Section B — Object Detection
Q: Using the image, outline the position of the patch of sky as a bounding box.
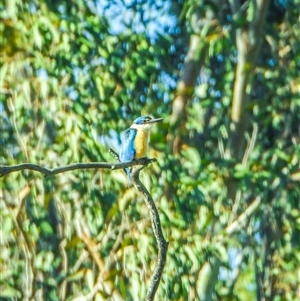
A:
[96,0,177,41]
[217,54,224,62]
[219,247,244,281]
[159,71,177,89]
[230,51,238,64]
[267,58,276,68]
[198,68,210,85]
[226,13,233,22]
[36,68,48,80]
[209,78,217,86]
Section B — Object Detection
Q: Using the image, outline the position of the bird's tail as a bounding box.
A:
[125,168,133,187]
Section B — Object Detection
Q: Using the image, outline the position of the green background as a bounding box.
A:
[1,0,299,300]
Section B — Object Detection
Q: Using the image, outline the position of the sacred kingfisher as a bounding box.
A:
[119,116,163,180]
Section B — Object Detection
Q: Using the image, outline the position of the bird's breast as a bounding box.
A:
[134,130,149,159]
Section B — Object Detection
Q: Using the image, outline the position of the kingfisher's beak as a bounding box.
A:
[148,117,163,124]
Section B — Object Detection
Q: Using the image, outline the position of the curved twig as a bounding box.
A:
[0,158,156,177]
[131,165,169,301]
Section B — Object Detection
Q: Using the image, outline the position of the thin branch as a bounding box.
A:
[225,196,262,235]
[242,122,258,167]
[14,193,36,300]
[0,158,156,177]
[131,165,168,301]
[228,123,259,224]
[59,239,68,301]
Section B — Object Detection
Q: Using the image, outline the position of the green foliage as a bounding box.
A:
[1,0,300,300]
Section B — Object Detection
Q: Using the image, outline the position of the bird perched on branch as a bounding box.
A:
[119,115,163,182]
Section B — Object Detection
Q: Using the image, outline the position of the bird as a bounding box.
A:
[119,115,163,182]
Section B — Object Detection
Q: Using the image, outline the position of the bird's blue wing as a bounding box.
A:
[119,129,136,162]
[119,129,137,184]
[119,129,136,186]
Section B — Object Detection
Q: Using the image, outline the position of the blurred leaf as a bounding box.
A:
[0,285,21,298]
[40,221,54,235]
[181,147,201,173]
[86,269,95,290]
[234,164,251,179]
[67,269,86,282]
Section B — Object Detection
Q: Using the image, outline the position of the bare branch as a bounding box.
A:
[131,166,169,301]
[14,194,36,300]
[225,196,262,235]
[0,158,157,177]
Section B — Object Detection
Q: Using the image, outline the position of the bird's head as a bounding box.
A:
[130,116,163,131]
